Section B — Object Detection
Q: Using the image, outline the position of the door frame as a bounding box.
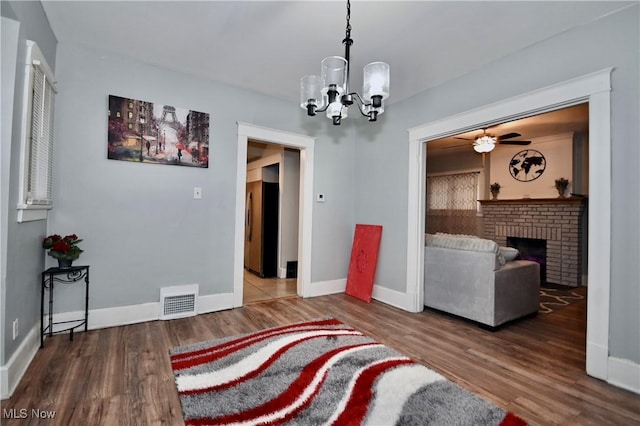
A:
[234,122,315,306]
[406,68,612,381]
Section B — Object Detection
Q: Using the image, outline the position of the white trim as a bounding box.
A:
[407,69,613,381]
[16,41,56,221]
[304,279,346,298]
[235,122,315,307]
[608,357,640,394]
[16,203,51,222]
[371,284,414,311]
[49,293,234,331]
[278,267,288,279]
[198,293,234,314]
[304,279,413,311]
[0,323,40,399]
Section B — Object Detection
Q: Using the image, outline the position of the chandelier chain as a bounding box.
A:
[345,0,352,40]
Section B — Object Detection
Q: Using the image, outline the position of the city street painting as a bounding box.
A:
[107,95,209,168]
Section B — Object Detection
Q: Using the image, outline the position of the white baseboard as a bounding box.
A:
[304,279,346,297]
[372,284,415,311]
[198,292,233,314]
[305,278,414,312]
[608,356,640,394]
[586,340,609,381]
[0,323,40,399]
[278,267,287,279]
[51,292,234,330]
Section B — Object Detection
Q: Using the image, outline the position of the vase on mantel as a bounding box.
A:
[57,258,73,268]
[491,191,499,200]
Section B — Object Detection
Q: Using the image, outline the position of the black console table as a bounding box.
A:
[41,265,89,347]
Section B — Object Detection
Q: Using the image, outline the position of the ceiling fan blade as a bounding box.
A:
[454,136,472,141]
[498,132,522,140]
[499,140,531,145]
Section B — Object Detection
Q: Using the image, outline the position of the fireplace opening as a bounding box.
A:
[507,237,546,284]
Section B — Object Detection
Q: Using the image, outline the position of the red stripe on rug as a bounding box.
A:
[172,328,357,371]
[329,359,416,426]
[500,411,528,426]
[172,322,350,371]
[171,318,342,362]
[179,336,373,396]
[186,342,379,425]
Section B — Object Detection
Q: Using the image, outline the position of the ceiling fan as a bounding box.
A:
[444,130,531,152]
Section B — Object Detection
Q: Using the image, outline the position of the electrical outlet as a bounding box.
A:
[193,187,202,199]
[12,318,18,340]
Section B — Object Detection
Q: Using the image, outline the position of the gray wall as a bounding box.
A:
[47,43,356,313]
[354,6,639,362]
[1,1,57,365]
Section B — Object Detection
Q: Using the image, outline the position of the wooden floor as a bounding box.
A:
[2,294,639,425]
[242,270,297,304]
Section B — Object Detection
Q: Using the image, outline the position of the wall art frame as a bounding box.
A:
[107,95,209,168]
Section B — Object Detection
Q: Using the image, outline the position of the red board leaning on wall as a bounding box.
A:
[345,224,383,303]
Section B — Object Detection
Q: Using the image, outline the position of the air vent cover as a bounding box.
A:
[160,284,198,320]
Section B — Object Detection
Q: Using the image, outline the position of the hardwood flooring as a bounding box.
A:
[2,293,639,425]
[242,270,297,304]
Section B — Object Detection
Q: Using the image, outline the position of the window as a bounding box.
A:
[427,172,479,210]
[426,171,480,235]
[17,40,57,222]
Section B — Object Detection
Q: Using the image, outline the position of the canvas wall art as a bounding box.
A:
[107,95,209,168]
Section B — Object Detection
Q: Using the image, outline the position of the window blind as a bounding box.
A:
[26,52,55,205]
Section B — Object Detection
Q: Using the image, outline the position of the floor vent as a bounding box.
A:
[160,284,198,320]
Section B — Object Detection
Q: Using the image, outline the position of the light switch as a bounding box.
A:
[194,187,202,199]
[316,193,325,202]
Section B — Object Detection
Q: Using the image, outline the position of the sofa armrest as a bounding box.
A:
[493,260,540,325]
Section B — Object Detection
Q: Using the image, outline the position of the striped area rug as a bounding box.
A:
[170,318,526,425]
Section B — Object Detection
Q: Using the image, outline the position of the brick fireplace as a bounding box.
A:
[479,198,587,287]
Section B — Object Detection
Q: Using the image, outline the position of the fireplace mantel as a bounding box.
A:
[479,197,587,205]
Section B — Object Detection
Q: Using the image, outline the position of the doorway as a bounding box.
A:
[407,69,612,382]
[233,123,315,307]
[243,141,299,304]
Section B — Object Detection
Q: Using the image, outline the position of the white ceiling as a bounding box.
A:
[41,1,634,106]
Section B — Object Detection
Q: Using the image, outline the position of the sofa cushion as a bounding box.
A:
[499,246,519,262]
[426,233,497,252]
[426,233,503,269]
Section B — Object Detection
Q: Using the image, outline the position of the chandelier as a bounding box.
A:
[300,0,390,125]
[473,132,496,153]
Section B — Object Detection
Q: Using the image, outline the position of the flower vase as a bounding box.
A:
[557,188,566,198]
[57,258,73,268]
[491,191,499,200]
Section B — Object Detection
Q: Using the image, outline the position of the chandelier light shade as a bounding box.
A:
[300,75,325,112]
[300,0,390,125]
[473,134,496,153]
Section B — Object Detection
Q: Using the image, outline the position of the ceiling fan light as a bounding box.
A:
[363,62,390,101]
[473,135,496,153]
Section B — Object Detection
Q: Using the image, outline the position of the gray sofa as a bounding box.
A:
[424,234,540,328]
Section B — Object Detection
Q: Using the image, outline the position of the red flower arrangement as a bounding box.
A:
[42,234,83,261]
